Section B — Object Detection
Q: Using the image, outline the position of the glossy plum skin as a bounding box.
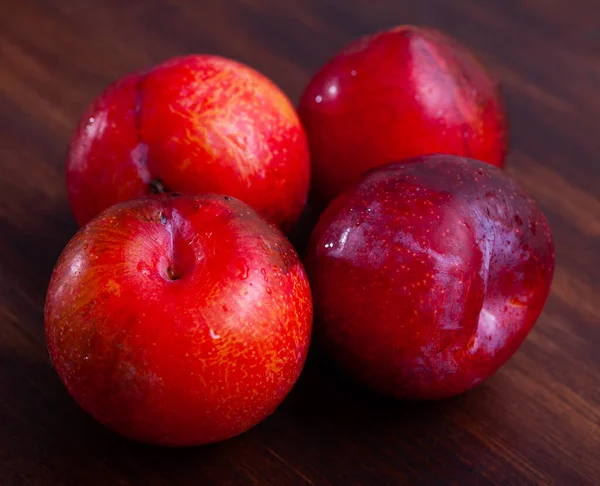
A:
[305,155,554,400]
[45,194,312,446]
[298,25,508,206]
[67,55,310,232]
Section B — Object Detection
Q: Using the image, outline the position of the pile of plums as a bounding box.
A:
[45,25,555,446]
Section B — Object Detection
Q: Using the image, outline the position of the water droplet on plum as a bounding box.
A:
[529,220,537,235]
[137,261,152,276]
[236,258,249,280]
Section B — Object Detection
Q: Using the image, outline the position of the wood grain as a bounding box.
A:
[1,0,599,484]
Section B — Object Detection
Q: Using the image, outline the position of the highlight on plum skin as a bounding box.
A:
[305,154,554,400]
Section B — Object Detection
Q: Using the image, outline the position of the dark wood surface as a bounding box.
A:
[1,0,599,484]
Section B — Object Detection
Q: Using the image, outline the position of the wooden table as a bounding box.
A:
[1,0,599,484]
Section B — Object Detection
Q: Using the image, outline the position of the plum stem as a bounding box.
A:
[158,207,195,282]
[166,266,181,281]
[150,179,166,194]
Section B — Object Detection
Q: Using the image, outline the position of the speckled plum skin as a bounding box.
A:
[305,155,554,400]
[298,25,507,206]
[67,55,310,232]
[45,194,312,446]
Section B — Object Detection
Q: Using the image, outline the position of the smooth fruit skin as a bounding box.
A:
[45,194,312,446]
[67,55,310,232]
[298,25,508,206]
[305,155,554,400]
